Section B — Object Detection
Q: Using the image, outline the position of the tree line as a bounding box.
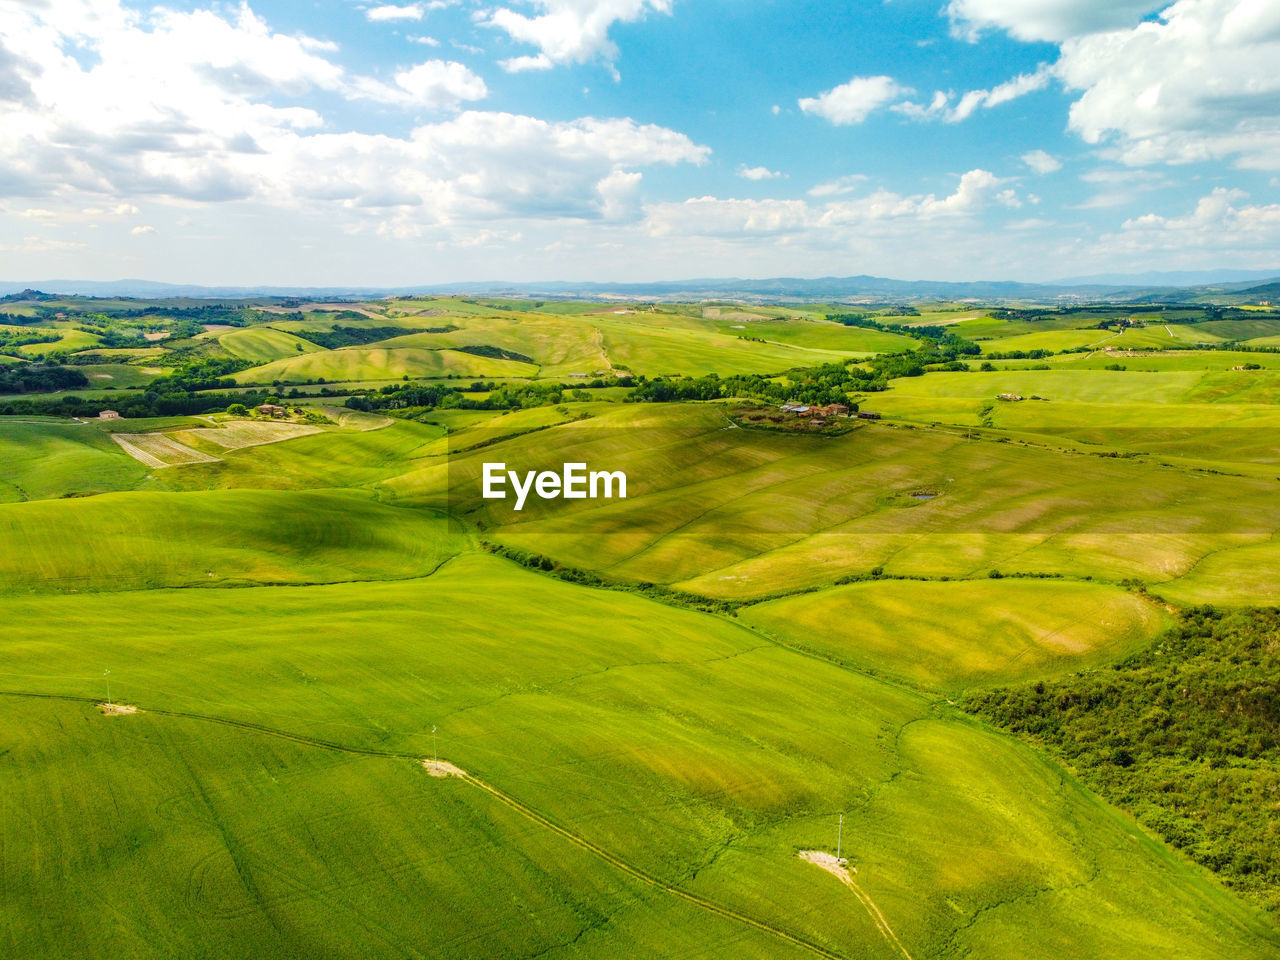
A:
[967,607,1280,910]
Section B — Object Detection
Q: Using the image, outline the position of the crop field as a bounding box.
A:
[111,432,221,467]
[3,554,1276,959]
[179,419,323,449]
[420,403,1280,605]
[16,326,102,355]
[219,326,325,363]
[0,420,148,501]
[77,362,162,388]
[741,578,1171,691]
[4,293,1280,958]
[233,346,539,384]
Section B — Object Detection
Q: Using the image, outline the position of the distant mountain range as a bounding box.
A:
[1052,268,1280,288]
[3,271,1279,304]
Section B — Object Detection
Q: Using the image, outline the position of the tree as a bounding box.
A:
[226,403,248,416]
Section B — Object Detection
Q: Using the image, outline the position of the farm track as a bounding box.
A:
[0,688,854,960]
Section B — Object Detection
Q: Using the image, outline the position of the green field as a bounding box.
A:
[418,403,1280,604]
[234,346,540,383]
[4,293,1280,957]
[741,578,1171,691]
[4,554,1275,959]
[0,419,148,501]
[219,326,326,363]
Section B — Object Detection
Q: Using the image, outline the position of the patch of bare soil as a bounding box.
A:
[800,849,853,874]
[98,702,137,716]
[799,850,914,960]
[422,759,466,778]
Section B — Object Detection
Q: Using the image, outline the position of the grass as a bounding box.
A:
[16,326,102,356]
[218,326,325,363]
[421,403,1280,604]
[1,554,1274,959]
[0,490,462,592]
[740,578,1172,692]
[3,698,794,960]
[233,347,538,384]
[75,363,162,388]
[6,296,1280,957]
[0,420,147,502]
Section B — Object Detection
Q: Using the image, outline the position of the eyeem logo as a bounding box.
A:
[482,462,627,511]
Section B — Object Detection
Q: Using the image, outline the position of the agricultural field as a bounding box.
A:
[3,290,1280,958]
[218,326,325,363]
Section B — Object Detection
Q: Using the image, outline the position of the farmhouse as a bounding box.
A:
[256,403,287,417]
[811,403,850,417]
[98,409,121,420]
[780,402,810,414]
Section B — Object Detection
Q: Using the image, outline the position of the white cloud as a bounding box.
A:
[737,165,784,181]
[1105,187,1280,254]
[410,35,441,46]
[130,224,155,235]
[596,169,643,220]
[808,174,868,198]
[366,4,425,22]
[1022,149,1062,173]
[0,2,708,228]
[647,169,1022,238]
[0,235,87,253]
[946,0,1161,42]
[896,65,1051,123]
[952,66,1051,121]
[482,0,672,72]
[893,90,949,121]
[798,75,906,126]
[354,60,488,108]
[1056,0,1280,170]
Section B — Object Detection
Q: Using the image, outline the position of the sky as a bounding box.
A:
[2,0,1279,285]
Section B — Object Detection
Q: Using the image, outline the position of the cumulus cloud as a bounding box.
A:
[946,0,1160,42]
[353,60,488,108]
[798,75,907,126]
[482,0,672,72]
[736,165,784,181]
[1104,187,1280,255]
[366,4,425,21]
[646,169,1022,238]
[1022,149,1062,173]
[1056,0,1280,169]
[1116,185,1274,241]
[0,2,708,226]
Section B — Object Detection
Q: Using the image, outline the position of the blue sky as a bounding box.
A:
[1,0,1278,284]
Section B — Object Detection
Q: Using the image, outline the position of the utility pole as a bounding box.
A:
[104,669,111,706]
[432,725,438,763]
[837,813,843,860]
